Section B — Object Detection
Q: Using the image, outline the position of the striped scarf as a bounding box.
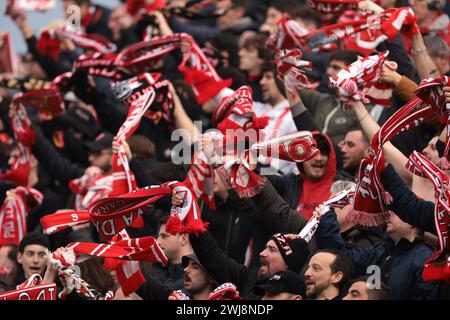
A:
[0,274,56,300]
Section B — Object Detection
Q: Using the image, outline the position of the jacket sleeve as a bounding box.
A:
[136,277,172,300]
[394,76,418,103]
[410,246,436,300]
[250,180,308,234]
[380,164,436,234]
[189,230,254,292]
[314,210,381,277]
[298,89,329,116]
[31,126,84,186]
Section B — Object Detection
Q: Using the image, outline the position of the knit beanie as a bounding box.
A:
[271,233,310,273]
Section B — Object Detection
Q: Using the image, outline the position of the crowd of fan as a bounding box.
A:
[0,0,450,300]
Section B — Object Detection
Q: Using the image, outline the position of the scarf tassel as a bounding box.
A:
[346,209,391,227]
[165,215,209,236]
[234,176,268,199]
[422,257,450,283]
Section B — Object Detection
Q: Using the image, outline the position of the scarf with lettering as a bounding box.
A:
[115,33,231,104]
[221,131,320,198]
[329,51,392,108]
[406,151,450,282]
[348,98,434,226]
[165,0,229,19]
[0,274,56,300]
[164,181,208,235]
[270,8,417,53]
[0,186,43,246]
[69,174,113,211]
[208,282,242,300]
[274,48,318,99]
[73,52,123,81]
[299,186,355,242]
[413,76,450,168]
[306,0,359,14]
[0,102,35,186]
[0,76,51,92]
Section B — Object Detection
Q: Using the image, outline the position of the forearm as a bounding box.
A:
[173,93,199,145]
[411,33,440,80]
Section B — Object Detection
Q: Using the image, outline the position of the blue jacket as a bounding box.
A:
[316,210,436,299]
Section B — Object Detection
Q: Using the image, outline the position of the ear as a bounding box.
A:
[17,251,23,264]
[331,271,344,286]
[179,233,189,246]
[30,154,38,169]
[293,294,302,300]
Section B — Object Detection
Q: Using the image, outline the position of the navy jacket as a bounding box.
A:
[316,210,436,299]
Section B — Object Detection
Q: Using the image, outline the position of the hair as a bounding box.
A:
[77,257,115,296]
[351,276,390,300]
[427,0,446,11]
[291,6,323,29]
[314,133,331,157]
[330,180,357,194]
[127,135,156,160]
[349,127,370,145]
[269,0,302,13]
[240,33,273,62]
[329,50,362,66]
[207,32,240,68]
[218,66,248,90]
[315,248,353,293]
[19,232,50,253]
[261,62,286,96]
[159,215,170,227]
[423,35,449,58]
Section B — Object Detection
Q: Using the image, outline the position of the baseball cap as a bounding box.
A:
[84,132,114,153]
[62,106,100,139]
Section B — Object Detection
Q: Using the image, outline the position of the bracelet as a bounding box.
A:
[411,47,425,56]
[358,112,370,122]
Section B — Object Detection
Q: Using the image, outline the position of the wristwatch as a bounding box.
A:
[411,47,425,56]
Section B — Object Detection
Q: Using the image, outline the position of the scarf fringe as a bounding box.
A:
[185,221,209,237]
[236,176,267,199]
[436,157,450,170]
[382,191,393,205]
[165,215,186,235]
[346,209,391,227]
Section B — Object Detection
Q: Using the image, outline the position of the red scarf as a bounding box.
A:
[275,49,318,99]
[306,0,359,14]
[406,151,450,282]
[5,0,55,13]
[164,181,208,235]
[297,132,336,219]
[73,52,122,80]
[115,33,231,104]
[414,76,450,167]
[0,274,56,300]
[12,88,65,116]
[0,187,43,246]
[222,131,320,198]
[348,98,434,226]
[208,283,241,300]
[0,102,35,186]
[330,51,391,108]
[69,174,113,211]
[299,185,355,242]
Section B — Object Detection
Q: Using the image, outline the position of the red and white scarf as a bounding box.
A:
[306,0,359,14]
[348,98,434,226]
[70,174,113,211]
[0,102,35,186]
[222,131,319,198]
[414,76,450,168]
[275,49,318,99]
[212,86,269,143]
[208,282,241,300]
[330,51,391,108]
[0,274,56,300]
[115,33,231,104]
[164,181,208,235]
[0,187,43,246]
[299,186,355,242]
[420,12,450,39]
[5,0,55,13]
[36,27,116,60]
[406,151,450,282]
[102,230,146,296]
[73,52,123,81]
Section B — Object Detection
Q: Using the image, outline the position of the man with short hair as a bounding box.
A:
[16,232,50,284]
[149,216,194,290]
[339,129,371,178]
[343,276,390,300]
[304,249,352,300]
[423,35,450,76]
[254,270,305,300]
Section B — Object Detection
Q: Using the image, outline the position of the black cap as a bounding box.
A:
[84,132,114,153]
[182,254,204,269]
[19,232,50,253]
[271,233,310,273]
[61,106,100,139]
[254,271,306,297]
